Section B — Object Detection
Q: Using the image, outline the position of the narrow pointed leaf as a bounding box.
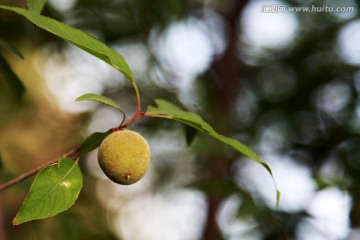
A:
[27,0,47,14]
[0,39,24,59]
[0,5,134,82]
[147,99,280,207]
[79,131,110,154]
[147,99,261,160]
[76,93,125,112]
[13,158,83,225]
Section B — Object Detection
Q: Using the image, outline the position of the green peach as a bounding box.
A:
[98,130,150,185]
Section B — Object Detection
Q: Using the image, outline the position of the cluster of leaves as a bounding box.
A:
[0,0,279,225]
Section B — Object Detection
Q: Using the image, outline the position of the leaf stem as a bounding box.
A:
[0,147,80,192]
[112,80,142,130]
[119,110,126,127]
[132,81,141,115]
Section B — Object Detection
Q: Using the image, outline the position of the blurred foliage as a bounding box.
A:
[1,0,360,239]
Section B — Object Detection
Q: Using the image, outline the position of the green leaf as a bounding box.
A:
[147,99,281,207]
[0,39,24,59]
[147,99,261,160]
[76,93,125,113]
[0,5,134,82]
[13,158,83,225]
[27,0,47,14]
[79,131,110,155]
[0,54,25,101]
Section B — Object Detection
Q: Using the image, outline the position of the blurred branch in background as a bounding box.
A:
[201,0,248,239]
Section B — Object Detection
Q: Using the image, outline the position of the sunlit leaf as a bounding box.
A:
[147,99,280,206]
[79,131,110,155]
[13,158,83,225]
[27,0,47,14]
[0,5,134,82]
[0,39,24,59]
[76,93,125,112]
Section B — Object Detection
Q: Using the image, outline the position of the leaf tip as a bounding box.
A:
[276,190,281,208]
[12,216,21,225]
[74,95,84,102]
[75,93,93,102]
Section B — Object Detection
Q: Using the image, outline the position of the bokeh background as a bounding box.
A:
[1,0,360,239]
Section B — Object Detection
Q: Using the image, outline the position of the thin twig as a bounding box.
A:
[0,111,167,192]
[0,147,80,192]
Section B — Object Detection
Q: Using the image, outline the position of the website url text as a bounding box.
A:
[261,4,354,13]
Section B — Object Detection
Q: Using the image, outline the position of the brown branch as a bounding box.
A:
[0,147,80,192]
[201,0,249,239]
[0,110,157,192]
[0,109,166,192]
[0,100,153,192]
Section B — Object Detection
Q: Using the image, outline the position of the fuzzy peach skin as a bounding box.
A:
[98,130,150,185]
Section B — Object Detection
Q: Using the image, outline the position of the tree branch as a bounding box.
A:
[201,0,248,239]
[0,147,80,192]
